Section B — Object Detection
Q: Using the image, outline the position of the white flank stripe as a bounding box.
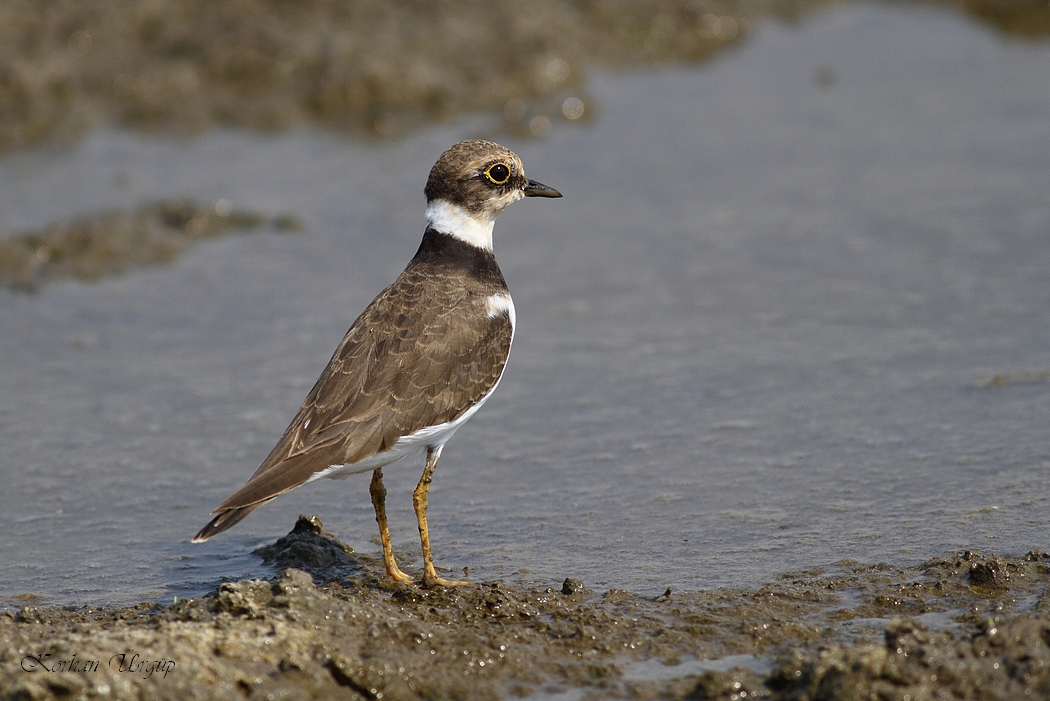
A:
[425,199,494,251]
[486,293,516,328]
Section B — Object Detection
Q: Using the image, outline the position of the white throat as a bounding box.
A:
[425,199,495,251]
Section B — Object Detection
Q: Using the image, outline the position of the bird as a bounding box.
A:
[193,140,561,588]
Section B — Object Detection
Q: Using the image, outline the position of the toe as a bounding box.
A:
[422,574,475,589]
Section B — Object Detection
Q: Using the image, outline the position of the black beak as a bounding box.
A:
[524,179,562,198]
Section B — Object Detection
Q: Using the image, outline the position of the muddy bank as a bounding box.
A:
[0,0,821,152]
[3,517,1049,700]
[0,201,299,290]
[2,0,1048,155]
[919,0,1050,39]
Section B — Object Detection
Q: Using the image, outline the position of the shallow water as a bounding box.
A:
[2,2,1049,608]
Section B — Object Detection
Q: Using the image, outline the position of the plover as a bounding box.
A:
[193,140,561,588]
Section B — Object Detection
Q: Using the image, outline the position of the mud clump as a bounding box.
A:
[252,514,364,584]
[966,550,1011,589]
[2,520,1050,700]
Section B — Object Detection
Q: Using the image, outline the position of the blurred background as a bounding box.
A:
[1,0,1049,607]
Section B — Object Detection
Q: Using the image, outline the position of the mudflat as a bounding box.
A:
[4,517,1049,700]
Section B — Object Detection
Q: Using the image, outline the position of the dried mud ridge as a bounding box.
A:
[3,516,1050,700]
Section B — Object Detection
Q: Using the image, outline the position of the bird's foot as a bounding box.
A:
[421,572,475,589]
[384,564,416,585]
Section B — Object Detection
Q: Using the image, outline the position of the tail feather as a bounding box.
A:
[192,501,269,542]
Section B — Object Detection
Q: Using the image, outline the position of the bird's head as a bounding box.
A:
[424,140,561,251]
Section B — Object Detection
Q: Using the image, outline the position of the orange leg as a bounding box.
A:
[414,446,472,588]
[369,468,414,584]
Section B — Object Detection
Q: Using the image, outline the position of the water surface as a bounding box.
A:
[2,3,1049,607]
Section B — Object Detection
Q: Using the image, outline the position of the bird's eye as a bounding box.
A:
[484,163,511,185]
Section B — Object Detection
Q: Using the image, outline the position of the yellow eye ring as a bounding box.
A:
[484,162,511,185]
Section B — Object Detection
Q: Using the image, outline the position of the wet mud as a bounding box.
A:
[3,517,1049,700]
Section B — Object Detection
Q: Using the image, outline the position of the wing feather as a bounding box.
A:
[208,266,512,516]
